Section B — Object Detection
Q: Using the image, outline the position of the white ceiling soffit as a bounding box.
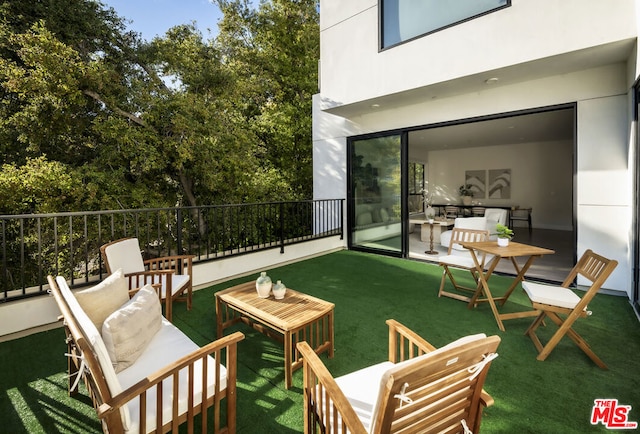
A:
[325,39,635,118]
[409,108,575,151]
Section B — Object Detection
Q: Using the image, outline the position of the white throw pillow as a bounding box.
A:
[102,284,162,373]
[74,269,129,331]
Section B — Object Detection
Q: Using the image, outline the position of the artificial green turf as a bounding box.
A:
[1,250,639,433]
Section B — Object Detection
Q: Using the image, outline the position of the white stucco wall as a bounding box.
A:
[576,95,631,290]
[319,0,637,106]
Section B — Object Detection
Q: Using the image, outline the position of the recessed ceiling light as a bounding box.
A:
[371,103,381,108]
[485,77,499,84]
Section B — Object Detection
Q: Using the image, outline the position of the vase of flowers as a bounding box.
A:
[421,188,435,218]
[458,184,474,206]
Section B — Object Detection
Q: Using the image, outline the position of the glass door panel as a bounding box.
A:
[349,135,402,254]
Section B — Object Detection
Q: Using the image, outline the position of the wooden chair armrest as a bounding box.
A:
[297,342,367,434]
[480,389,494,408]
[97,331,245,419]
[386,319,437,363]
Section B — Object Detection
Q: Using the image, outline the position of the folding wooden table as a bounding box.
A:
[460,241,555,331]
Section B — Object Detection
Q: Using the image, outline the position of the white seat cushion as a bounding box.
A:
[333,361,394,432]
[438,254,476,269]
[522,281,582,309]
[165,274,190,298]
[331,334,487,433]
[117,319,227,433]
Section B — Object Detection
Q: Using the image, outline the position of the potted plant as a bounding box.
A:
[495,223,514,246]
[426,211,435,223]
[458,184,475,205]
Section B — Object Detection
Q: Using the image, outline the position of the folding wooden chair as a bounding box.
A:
[438,227,491,302]
[522,249,618,368]
[297,319,500,434]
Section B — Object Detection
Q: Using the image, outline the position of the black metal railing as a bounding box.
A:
[0,199,344,302]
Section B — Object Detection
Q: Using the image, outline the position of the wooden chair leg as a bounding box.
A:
[525,311,547,353]
[438,267,476,302]
[545,316,608,369]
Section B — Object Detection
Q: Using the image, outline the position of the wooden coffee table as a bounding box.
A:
[215,281,334,389]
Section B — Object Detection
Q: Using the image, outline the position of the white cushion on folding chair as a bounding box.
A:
[438,254,476,269]
[522,281,581,309]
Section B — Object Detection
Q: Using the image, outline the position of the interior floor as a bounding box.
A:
[409,226,574,283]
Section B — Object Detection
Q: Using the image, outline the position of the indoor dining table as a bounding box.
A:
[460,240,555,331]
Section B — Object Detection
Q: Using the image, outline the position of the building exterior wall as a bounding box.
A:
[314,0,639,295]
[319,0,637,108]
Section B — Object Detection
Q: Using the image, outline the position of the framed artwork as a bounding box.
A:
[465,170,486,198]
[488,169,511,198]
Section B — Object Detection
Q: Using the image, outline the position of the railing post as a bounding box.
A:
[176,208,183,255]
[340,199,345,240]
[280,202,285,254]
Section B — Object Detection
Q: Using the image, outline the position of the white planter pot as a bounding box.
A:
[497,238,510,247]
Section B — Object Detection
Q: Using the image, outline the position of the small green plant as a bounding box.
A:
[458,184,475,197]
[426,212,435,220]
[495,223,514,239]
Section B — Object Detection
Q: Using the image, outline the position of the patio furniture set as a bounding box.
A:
[48,235,617,433]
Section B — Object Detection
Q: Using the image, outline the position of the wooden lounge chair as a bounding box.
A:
[438,227,491,302]
[101,237,193,322]
[522,249,618,368]
[297,319,500,434]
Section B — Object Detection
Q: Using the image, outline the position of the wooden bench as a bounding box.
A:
[49,273,244,433]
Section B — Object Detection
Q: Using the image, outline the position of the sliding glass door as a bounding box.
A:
[348,134,404,255]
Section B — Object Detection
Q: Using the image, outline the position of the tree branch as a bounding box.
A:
[82,89,148,127]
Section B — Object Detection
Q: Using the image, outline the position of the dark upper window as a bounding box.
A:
[381,0,510,49]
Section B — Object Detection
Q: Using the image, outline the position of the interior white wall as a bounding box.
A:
[425,140,573,230]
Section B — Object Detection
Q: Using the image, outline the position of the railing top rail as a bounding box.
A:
[0,199,343,220]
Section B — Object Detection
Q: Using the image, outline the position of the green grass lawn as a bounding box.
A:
[2,250,639,433]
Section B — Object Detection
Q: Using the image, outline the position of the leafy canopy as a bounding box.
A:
[0,0,319,214]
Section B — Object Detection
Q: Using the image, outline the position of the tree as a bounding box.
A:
[215,0,319,199]
[0,0,320,216]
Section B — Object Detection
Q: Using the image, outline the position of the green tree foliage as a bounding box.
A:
[216,0,319,199]
[0,0,319,215]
